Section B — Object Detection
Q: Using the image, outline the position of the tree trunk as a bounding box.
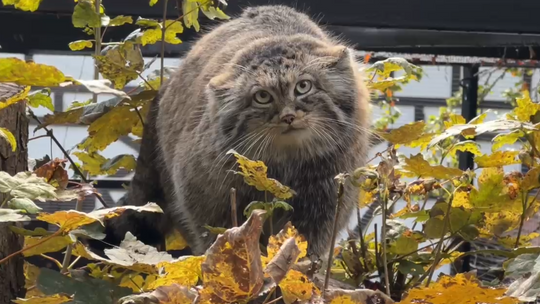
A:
[0,85,29,303]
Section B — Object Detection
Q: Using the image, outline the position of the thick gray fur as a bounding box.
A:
[107,5,372,257]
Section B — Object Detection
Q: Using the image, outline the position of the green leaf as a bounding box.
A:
[140,20,184,46]
[273,201,294,212]
[109,15,133,27]
[449,207,470,233]
[203,225,227,235]
[68,40,93,51]
[397,260,425,276]
[23,235,74,257]
[398,210,430,222]
[0,209,31,222]
[9,226,51,236]
[244,201,268,218]
[135,17,159,27]
[94,42,144,89]
[0,127,16,152]
[37,268,133,304]
[72,0,102,28]
[424,217,445,239]
[8,197,43,214]
[390,235,418,255]
[28,89,54,112]
[448,140,482,156]
[401,153,463,180]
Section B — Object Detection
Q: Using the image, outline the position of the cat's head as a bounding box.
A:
[206,35,370,160]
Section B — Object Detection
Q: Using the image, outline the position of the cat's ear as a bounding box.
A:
[316,45,353,70]
[208,72,234,91]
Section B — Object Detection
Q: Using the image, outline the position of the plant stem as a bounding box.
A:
[515,193,529,248]
[356,207,368,269]
[40,254,63,269]
[424,194,454,287]
[230,188,238,227]
[28,109,110,208]
[61,198,84,273]
[160,0,170,85]
[0,229,62,265]
[0,195,10,208]
[93,0,102,104]
[381,189,391,295]
[68,255,82,270]
[323,181,345,296]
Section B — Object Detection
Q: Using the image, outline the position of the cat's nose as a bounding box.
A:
[281,114,296,124]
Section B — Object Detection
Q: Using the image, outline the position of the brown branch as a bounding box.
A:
[230,188,238,227]
[0,230,63,265]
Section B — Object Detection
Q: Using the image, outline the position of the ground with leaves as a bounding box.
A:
[1,0,540,303]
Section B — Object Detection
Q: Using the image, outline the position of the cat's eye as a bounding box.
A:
[253,90,273,104]
[295,80,313,95]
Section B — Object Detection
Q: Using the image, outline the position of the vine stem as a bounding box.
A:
[356,207,368,269]
[323,179,345,296]
[160,0,170,85]
[424,194,454,287]
[61,197,84,273]
[0,229,63,264]
[28,109,110,208]
[230,188,238,227]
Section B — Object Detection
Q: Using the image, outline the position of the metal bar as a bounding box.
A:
[456,64,479,273]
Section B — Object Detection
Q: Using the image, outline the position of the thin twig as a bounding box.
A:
[131,105,146,127]
[160,0,170,85]
[61,198,84,273]
[411,194,430,231]
[381,189,391,295]
[356,207,368,269]
[40,254,63,269]
[230,187,238,227]
[93,0,102,104]
[28,109,110,208]
[28,134,50,142]
[0,230,63,264]
[323,180,346,296]
[265,296,283,304]
[68,255,82,270]
[424,194,454,287]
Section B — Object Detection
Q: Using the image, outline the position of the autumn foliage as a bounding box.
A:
[1,0,540,303]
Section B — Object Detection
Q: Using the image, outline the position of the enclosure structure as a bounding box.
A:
[2,0,540,276]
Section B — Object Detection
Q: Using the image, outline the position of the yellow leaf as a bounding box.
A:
[402,153,463,180]
[150,284,198,304]
[399,273,518,304]
[23,235,74,257]
[475,151,520,168]
[229,150,294,199]
[72,0,101,28]
[448,140,481,156]
[119,274,147,292]
[469,167,510,211]
[109,15,133,26]
[13,294,73,304]
[165,229,188,251]
[512,90,540,122]
[0,58,70,86]
[201,5,229,20]
[141,20,184,46]
[367,76,408,93]
[0,83,30,110]
[444,113,466,129]
[469,112,488,125]
[492,130,523,151]
[498,233,540,248]
[68,40,93,51]
[359,188,377,208]
[379,121,425,145]
[279,270,320,304]
[37,211,98,232]
[262,222,307,268]
[28,89,54,112]
[522,166,540,191]
[2,0,42,12]
[148,256,204,289]
[0,127,16,152]
[367,57,422,79]
[428,251,463,271]
[78,106,141,152]
[199,210,265,303]
[453,190,472,209]
[182,0,200,32]
[149,0,158,6]
[403,133,436,151]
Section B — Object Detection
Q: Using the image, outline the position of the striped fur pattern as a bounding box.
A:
[101,5,372,257]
